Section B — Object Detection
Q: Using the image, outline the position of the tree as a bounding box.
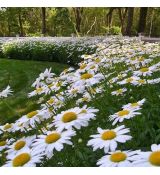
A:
[125,7,134,36]
[72,7,84,33]
[117,7,128,35]
[41,7,46,35]
[18,8,24,36]
[106,8,115,28]
[138,7,148,34]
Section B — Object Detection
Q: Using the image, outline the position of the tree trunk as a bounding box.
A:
[73,7,84,33]
[18,9,24,36]
[138,7,148,34]
[41,7,46,35]
[118,7,128,35]
[7,19,11,36]
[125,7,134,36]
[106,8,115,28]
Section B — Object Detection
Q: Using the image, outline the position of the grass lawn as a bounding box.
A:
[0,58,69,124]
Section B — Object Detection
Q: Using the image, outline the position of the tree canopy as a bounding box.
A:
[0,7,160,37]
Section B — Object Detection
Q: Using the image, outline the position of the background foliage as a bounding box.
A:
[0,7,160,37]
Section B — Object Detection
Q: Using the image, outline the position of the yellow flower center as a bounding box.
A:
[62,112,77,123]
[117,89,123,94]
[12,153,31,167]
[126,78,133,83]
[118,75,123,79]
[14,141,26,151]
[64,68,68,73]
[0,141,6,146]
[101,130,116,140]
[90,88,96,94]
[138,79,145,84]
[140,67,149,72]
[56,82,62,87]
[45,133,61,144]
[149,151,160,166]
[48,84,53,88]
[81,73,93,80]
[71,89,78,94]
[47,98,54,104]
[36,87,43,93]
[49,107,54,112]
[3,124,12,130]
[118,110,130,117]
[82,97,89,102]
[95,58,100,63]
[80,64,87,69]
[109,79,113,83]
[80,109,87,114]
[110,152,127,162]
[90,65,95,69]
[84,55,89,59]
[138,57,144,61]
[131,103,139,107]
[27,111,38,118]
[131,57,136,61]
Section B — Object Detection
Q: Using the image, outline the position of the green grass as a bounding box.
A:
[0,58,69,124]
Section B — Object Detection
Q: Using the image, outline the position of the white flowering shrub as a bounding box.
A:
[2,37,102,65]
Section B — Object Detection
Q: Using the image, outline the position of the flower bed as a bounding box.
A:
[1,37,102,66]
[0,37,160,167]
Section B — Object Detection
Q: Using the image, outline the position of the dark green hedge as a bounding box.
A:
[0,41,4,57]
[2,38,98,65]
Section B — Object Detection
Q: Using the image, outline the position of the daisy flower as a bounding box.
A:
[0,85,13,98]
[32,68,55,88]
[39,68,55,81]
[3,147,44,167]
[13,120,31,132]
[117,76,140,85]
[87,125,132,153]
[122,98,146,110]
[0,123,14,133]
[109,108,141,125]
[111,88,127,96]
[147,78,160,85]
[108,74,127,85]
[133,67,155,77]
[18,109,51,128]
[28,87,44,97]
[6,136,36,156]
[32,129,76,158]
[89,86,104,96]
[0,139,13,152]
[79,105,99,120]
[53,107,98,132]
[97,150,140,167]
[132,144,160,167]
[132,78,147,86]
[66,86,85,98]
[60,67,74,76]
[73,72,104,87]
[76,92,92,105]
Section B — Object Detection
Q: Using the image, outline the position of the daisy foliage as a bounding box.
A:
[0,36,160,167]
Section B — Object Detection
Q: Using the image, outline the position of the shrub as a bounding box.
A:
[2,38,100,65]
[0,40,4,57]
[103,26,122,35]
